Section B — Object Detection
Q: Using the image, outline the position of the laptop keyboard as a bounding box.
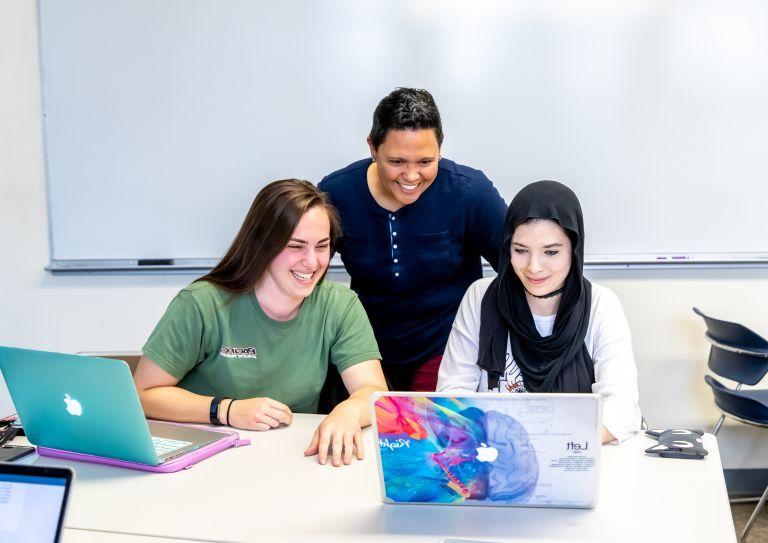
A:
[152,436,192,456]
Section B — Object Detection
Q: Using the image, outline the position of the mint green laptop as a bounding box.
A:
[0,346,222,465]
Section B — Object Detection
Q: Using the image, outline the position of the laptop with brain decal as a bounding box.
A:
[371,392,602,508]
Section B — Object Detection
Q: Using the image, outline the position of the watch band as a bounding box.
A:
[226,399,236,427]
[209,396,225,426]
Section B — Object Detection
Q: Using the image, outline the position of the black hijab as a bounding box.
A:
[477,180,595,392]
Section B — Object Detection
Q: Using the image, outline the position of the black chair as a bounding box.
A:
[317,364,350,415]
[317,364,393,415]
[694,307,768,541]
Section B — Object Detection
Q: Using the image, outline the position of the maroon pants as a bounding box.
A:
[383,355,443,392]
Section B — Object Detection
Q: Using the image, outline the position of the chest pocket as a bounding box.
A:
[340,233,384,276]
[416,231,461,270]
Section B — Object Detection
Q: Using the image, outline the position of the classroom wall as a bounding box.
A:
[1,1,766,467]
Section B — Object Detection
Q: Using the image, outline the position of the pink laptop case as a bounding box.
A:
[36,426,250,473]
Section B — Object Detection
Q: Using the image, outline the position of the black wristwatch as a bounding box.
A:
[209,396,226,426]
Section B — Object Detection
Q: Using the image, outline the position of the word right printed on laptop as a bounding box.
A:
[374,394,601,508]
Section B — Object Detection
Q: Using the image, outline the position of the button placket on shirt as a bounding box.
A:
[389,214,400,278]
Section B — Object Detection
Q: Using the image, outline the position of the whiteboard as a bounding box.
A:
[39,0,768,271]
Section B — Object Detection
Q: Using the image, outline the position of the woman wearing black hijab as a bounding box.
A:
[436,181,640,443]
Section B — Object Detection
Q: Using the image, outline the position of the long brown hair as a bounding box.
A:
[197,179,341,293]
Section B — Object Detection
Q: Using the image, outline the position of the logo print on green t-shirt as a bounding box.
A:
[220,347,258,359]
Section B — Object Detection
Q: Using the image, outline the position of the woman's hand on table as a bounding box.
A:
[227,397,293,431]
[304,403,363,467]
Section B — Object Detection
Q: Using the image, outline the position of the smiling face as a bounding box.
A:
[510,219,573,303]
[260,205,331,313]
[368,128,440,210]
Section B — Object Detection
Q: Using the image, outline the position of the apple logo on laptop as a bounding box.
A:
[63,394,83,416]
[475,443,498,463]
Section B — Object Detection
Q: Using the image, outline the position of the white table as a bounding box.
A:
[63,529,199,543]
[21,414,735,543]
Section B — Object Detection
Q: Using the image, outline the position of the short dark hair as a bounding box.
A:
[369,88,444,149]
[197,179,341,293]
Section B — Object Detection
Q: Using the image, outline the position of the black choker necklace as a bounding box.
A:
[525,286,565,299]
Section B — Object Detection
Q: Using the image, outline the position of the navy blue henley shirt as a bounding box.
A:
[319,158,507,367]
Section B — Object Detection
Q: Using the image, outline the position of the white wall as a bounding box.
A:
[1,0,766,468]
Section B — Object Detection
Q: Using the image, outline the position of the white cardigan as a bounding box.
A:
[437,277,642,442]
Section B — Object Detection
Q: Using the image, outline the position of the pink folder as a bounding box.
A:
[36,426,250,473]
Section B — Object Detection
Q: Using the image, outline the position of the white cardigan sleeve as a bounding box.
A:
[436,278,490,392]
[587,284,642,442]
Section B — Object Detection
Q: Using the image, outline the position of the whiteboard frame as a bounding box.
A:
[46,255,768,275]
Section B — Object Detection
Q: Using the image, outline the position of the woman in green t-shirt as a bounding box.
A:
[134,179,387,467]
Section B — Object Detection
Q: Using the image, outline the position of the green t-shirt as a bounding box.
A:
[142,280,381,414]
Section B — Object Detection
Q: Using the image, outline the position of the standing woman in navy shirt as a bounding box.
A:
[319,88,507,391]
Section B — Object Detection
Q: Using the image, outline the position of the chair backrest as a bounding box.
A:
[693,308,768,385]
[704,375,768,426]
[693,307,768,352]
[707,346,768,386]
